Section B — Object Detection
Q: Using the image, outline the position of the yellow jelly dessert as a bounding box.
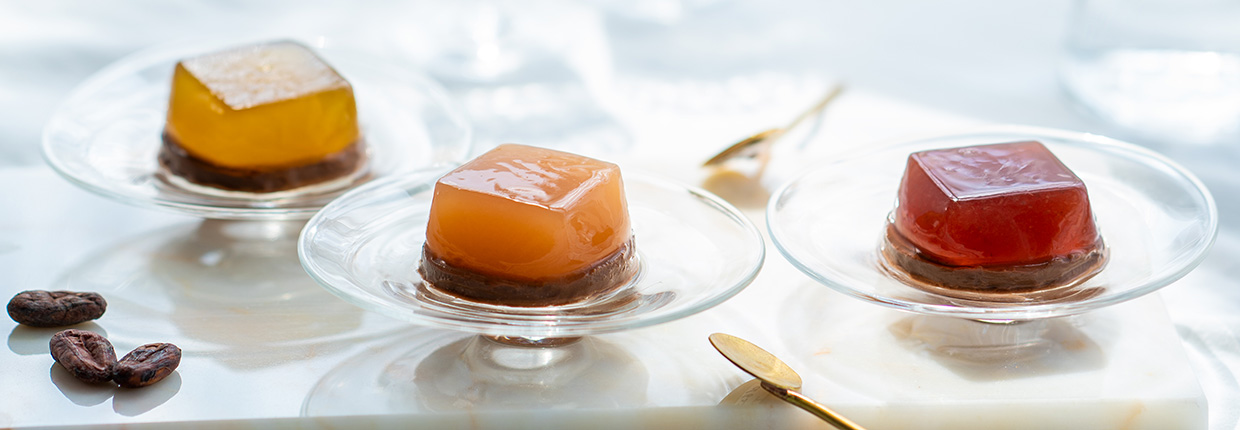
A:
[420,144,638,306]
[159,41,364,192]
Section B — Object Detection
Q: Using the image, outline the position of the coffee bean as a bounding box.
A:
[49,329,117,384]
[114,343,181,388]
[8,290,107,328]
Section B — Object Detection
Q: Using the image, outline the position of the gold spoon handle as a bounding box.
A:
[762,382,867,430]
[782,83,845,132]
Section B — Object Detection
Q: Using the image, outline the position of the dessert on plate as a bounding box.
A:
[159,41,364,193]
[881,140,1106,297]
[419,144,638,307]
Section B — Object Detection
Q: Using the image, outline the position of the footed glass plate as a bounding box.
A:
[42,39,472,220]
[298,171,765,338]
[768,126,1218,320]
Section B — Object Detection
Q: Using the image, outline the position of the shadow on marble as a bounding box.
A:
[47,361,182,414]
[49,362,117,407]
[776,276,1114,389]
[888,314,1105,382]
[44,219,407,370]
[113,372,182,416]
[720,378,785,407]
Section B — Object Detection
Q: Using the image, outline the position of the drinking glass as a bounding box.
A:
[1060,0,1240,146]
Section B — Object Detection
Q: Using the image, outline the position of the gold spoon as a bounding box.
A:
[709,333,867,430]
[700,85,845,207]
[702,84,845,169]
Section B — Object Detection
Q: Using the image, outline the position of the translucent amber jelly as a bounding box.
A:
[883,141,1106,294]
[420,144,637,306]
[159,41,364,193]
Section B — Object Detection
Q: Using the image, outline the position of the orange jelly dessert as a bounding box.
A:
[420,144,638,306]
[159,41,364,193]
[881,141,1106,295]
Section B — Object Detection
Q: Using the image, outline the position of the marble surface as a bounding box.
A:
[0,165,1208,430]
[1,1,1238,428]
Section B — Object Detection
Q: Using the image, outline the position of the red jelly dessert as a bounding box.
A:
[882,141,1106,295]
[419,144,638,307]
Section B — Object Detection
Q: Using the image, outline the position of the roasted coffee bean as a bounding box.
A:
[7,290,107,327]
[49,329,117,384]
[114,343,181,388]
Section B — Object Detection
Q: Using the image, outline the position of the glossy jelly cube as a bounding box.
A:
[893,141,1100,267]
[164,41,359,169]
[424,144,631,282]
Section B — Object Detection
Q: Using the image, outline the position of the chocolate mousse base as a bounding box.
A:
[880,223,1107,302]
[158,132,365,193]
[419,238,639,307]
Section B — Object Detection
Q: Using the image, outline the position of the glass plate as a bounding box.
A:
[298,170,765,338]
[768,126,1218,320]
[42,39,472,220]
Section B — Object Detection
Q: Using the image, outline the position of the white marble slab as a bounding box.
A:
[0,165,1207,429]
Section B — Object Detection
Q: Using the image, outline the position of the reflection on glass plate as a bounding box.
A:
[25,220,410,368]
[302,331,649,415]
[301,317,747,416]
[298,171,764,338]
[42,38,472,220]
[768,126,1218,320]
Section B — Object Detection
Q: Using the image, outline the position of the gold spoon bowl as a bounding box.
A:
[709,333,867,430]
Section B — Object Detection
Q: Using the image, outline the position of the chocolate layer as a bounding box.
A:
[158,132,365,193]
[419,238,638,307]
[880,223,1106,299]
